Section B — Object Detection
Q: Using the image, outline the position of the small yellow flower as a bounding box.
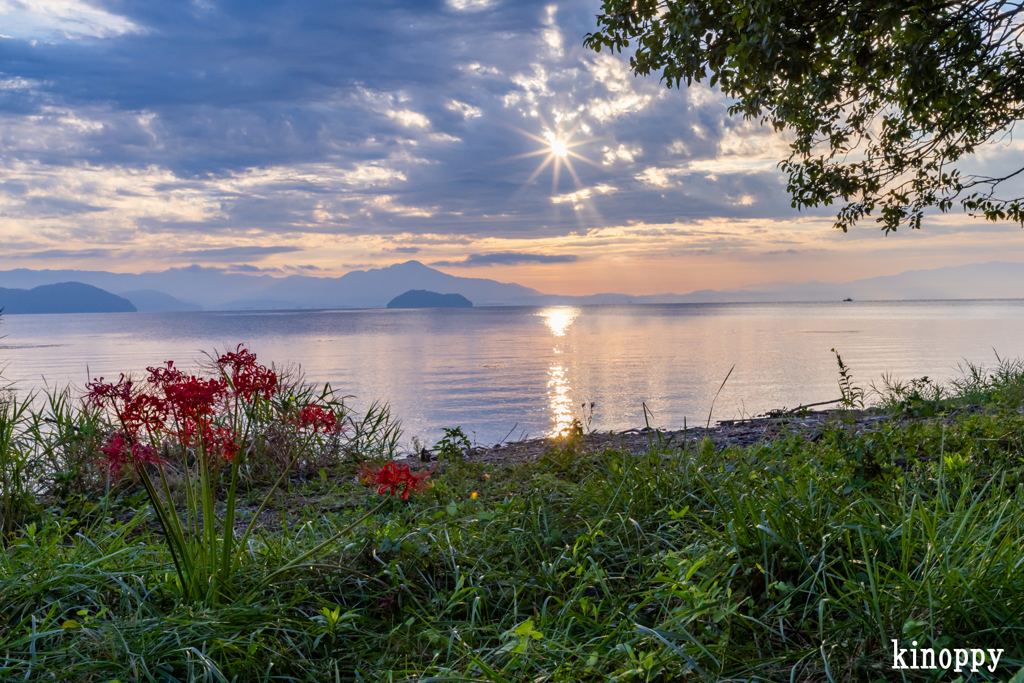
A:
[484,474,491,479]
[471,492,478,499]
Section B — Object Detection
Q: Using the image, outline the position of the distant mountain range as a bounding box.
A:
[0,260,1020,313]
[0,282,136,314]
[119,290,202,312]
[0,261,538,311]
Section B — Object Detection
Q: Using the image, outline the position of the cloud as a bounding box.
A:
[179,246,303,262]
[0,0,143,41]
[447,0,495,12]
[446,100,482,119]
[19,196,107,217]
[431,252,579,267]
[0,0,826,273]
[21,248,116,259]
[385,246,421,254]
[225,263,283,273]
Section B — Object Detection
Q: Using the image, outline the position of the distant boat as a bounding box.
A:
[843,298,853,302]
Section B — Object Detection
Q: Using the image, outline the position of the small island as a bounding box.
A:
[386,289,473,309]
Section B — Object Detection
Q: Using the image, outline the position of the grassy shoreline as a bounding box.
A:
[3,357,1024,681]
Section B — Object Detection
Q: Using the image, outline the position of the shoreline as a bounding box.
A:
[409,405,900,466]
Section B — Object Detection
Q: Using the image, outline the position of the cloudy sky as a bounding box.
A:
[1,0,1023,295]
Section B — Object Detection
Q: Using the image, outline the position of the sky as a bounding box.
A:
[1,0,1024,296]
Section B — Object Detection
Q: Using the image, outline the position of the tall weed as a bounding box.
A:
[0,388,34,537]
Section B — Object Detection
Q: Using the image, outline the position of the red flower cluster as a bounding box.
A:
[97,431,163,476]
[359,461,430,500]
[86,375,166,436]
[297,405,340,434]
[85,346,275,476]
[160,375,228,424]
[203,425,240,461]
[85,373,132,404]
[217,345,278,401]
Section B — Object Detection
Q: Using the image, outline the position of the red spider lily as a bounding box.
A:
[216,345,279,401]
[203,425,240,461]
[161,376,228,424]
[359,461,431,500]
[87,376,167,437]
[92,361,237,460]
[149,361,227,415]
[85,374,133,406]
[164,413,235,455]
[146,361,186,389]
[80,346,328,609]
[297,405,340,435]
[97,431,164,478]
[120,393,168,435]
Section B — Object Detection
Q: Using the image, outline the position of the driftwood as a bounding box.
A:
[719,398,846,425]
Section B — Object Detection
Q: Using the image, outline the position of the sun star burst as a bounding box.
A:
[502,117,603,196]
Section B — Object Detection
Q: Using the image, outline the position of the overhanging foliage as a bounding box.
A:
[585,0,1024,232]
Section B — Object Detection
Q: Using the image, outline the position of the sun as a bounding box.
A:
[502,117,602,195]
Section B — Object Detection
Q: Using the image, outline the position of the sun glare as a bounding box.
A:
[539,307,579,337]
[502,117,603,198]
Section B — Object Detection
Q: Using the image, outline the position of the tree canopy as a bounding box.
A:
[584,0,1024,232]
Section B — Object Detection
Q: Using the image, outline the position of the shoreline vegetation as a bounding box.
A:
[2,349,1024,680]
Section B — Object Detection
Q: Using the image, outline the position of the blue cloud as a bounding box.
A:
[21,248,117,259]
[179,246,303,261]
[432,252,578,266]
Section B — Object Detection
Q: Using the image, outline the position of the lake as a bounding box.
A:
[2,300,1023,446]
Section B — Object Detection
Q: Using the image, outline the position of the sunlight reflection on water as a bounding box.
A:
[538,307,582,436]
[547,364,574,436]
[537,306,579,337]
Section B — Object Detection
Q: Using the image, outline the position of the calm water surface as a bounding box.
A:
[2,300,1023,445]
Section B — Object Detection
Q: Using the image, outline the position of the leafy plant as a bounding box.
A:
[435,426,472,461]
[500,618,544,654]
[832,348,865,409]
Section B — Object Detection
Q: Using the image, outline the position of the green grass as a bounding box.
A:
[4,360,1024,681]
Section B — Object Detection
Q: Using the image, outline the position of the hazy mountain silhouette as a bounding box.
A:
[0,261,538,310]
[119,290,203,312]
[0,266,274,308]
[503,261,1024,304]
[731,261,1024,301]
[0,282,136,314]
[240,261,536,309]
[0,260,1021,310]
